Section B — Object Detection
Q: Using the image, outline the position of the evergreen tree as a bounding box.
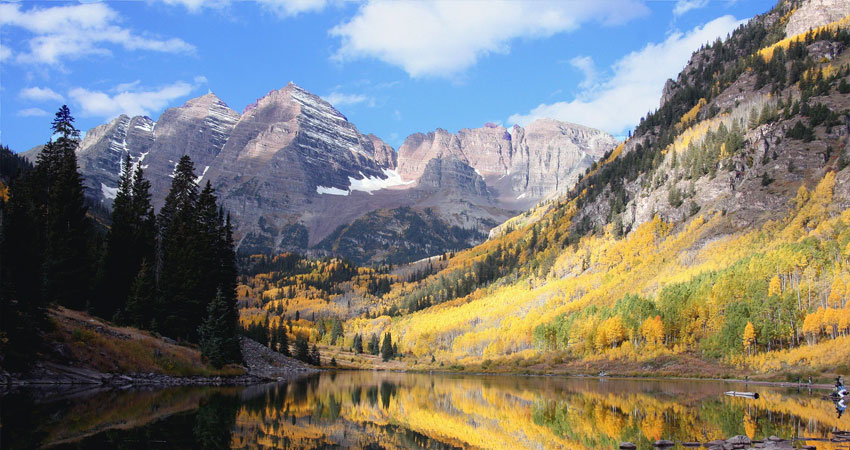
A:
[311,344,321,366]
[367,333,379,355]
[92,154,136,319]
[195,182,222,312]
[269,324,278,350]
[130,162,157,281]
[39,106,92,310]
[294,335,310,363]
[381,332,394,362]
[157,155,202,340]
[330,319,343,345]
[276,323,290,356]
[213,212,240,359]
[198,290,242,368]
[122,259,157,329]
[352,333,363,354]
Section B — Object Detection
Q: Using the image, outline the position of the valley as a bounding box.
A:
[4,0,850,448]
[232,0,850,380]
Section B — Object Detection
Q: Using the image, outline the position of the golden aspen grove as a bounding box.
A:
[238,2,850,379]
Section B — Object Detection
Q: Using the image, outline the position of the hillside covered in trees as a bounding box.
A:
[237,0,850,378]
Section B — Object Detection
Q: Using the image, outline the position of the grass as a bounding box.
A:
[47,307,243,377]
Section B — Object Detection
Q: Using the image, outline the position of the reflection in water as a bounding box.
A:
[2,373,848,449]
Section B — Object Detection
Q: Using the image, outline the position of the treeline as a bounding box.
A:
[240,254,393,299]
[351,331,397,362]
[241,319,321,366]
[398,243,521,314]
[0,107,240,369]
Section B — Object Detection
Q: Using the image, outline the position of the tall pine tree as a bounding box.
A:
[381,332,394,362]
[39,106,92,310]
[123,258,157,329]
[157,155,202,340]
[199,289,241,368]
[156,156,239,355]
[92,154,134,319]
[94,153,158,322]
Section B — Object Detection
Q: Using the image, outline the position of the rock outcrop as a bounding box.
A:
[785,0,850,38]
[398,119,616,209]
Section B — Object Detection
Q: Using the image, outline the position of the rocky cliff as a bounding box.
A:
[397,120,616,209]
[785,0,850,37]
[562,0,850,244]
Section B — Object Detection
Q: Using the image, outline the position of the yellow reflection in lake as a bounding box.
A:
[229,373,848,450]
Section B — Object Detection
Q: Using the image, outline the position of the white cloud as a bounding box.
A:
[570,56,598,89]
[509,15,745,135]
[20,86,65,103]
[69,78,204,118]
[160,0,329,17]
[0,44,11,62]
[113,80,142,93]
[0,3,194,65]
[18,108,50,117]
[159,0,219,12]
[330,0,649,78]
[258,0,330,16]
[322,91,374,107]
[673,0,710,16]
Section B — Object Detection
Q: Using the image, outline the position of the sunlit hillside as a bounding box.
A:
[235,1,850,377]
[339,4,850,375]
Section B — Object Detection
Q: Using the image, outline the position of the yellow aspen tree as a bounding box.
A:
[802,308,824,344]
[606,317,627,348]
[824,308,840,339]
[828,276,845,307]
[640,316,665,348]
[743,321,757,356]
[768,274,782,297]
[839,308,850,337]
[795,185,810,209]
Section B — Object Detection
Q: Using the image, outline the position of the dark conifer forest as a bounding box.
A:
[0,106,241,369]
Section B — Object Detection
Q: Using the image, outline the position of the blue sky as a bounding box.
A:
[1,0,775,152]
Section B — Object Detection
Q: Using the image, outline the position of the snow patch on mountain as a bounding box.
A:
[195,165,210,184]
[348,169,415,195]
[101,183,118,200]
[316,185,349,196]
[316,169,415,196]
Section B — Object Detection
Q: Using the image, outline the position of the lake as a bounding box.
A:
[1,372,847,449]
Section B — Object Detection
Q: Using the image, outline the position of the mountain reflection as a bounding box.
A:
[2,372,846,449]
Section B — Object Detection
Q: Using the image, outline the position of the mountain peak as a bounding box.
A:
[243,83,321,115]
[183,91,233,113]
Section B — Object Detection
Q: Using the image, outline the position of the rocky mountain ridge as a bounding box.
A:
[31,83,616,263]
[570,0,850,240]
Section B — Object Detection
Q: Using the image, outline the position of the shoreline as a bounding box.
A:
[309,365,843,392]
[2,363,841,392]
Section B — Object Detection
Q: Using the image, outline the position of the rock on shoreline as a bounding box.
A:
[0,337,318,387]
[620,433,847,449]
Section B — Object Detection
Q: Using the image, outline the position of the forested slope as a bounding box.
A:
[341,0,850,375]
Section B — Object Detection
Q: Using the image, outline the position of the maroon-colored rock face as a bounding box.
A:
[69,83,616,260]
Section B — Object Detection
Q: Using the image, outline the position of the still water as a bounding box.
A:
[1,372,847,449]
